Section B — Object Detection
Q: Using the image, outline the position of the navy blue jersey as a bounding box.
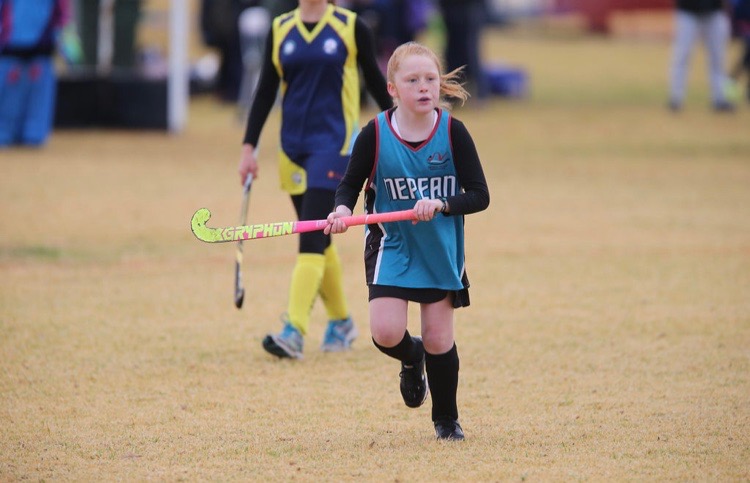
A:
[364,109,465,290]
[271,5,362,194]
[272,5,360,156]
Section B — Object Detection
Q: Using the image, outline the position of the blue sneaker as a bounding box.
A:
[262,320,303,359]
[320,317,358,352]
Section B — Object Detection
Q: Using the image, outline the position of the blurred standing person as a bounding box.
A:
[345,0,429,107]
[78,0,141,70]
[261,0,297,17]
[201,0,258,102]
[346,0,429,70]
[237,0,392,359]
[438,0,489,105]
[669,0,735,112]
[0,0,70,147]
[730,0,750,101]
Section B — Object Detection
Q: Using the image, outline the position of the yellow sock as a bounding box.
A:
[287,253,325,336]
[319,244,349,321]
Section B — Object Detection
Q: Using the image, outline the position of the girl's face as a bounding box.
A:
[388,54,440,115]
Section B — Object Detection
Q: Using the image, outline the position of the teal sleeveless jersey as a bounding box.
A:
[364,110,465,290]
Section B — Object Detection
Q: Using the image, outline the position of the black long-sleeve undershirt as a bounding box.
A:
[242,16,392,146]
[335,109,490,216]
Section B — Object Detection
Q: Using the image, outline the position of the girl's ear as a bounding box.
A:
[387,82,398,100]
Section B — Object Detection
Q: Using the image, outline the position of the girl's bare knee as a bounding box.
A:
[370,323,405,347]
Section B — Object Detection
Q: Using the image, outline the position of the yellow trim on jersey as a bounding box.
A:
[271,11,294,98]
[336,8,360,155]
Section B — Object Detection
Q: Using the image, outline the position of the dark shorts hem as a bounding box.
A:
[368,284,470,308]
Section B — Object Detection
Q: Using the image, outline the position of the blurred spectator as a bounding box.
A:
[78,0,142,70]
[261,0,296,18]
[342,0,428,107]
[345,0,429,71]
[438,0,489,104]
[200,0,260,102]
[236,5,270,117]
[0,0,70,147]
[730,0,750,101]
[668,0,735,112]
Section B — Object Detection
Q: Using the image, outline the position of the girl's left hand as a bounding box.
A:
[413,198,443,222]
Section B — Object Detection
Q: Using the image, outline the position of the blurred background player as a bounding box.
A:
[237,0,392,359]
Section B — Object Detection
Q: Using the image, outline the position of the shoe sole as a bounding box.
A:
[436,432,464,441]
[262,334,302,359]
[435,421,465,441]
[320,325,359,352]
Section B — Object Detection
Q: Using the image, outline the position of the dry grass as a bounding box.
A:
[1,23,749,481]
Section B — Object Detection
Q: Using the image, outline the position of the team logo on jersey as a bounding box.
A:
[282,40,296,56]
[327,170,343,181]
[427,152,450,170]
[323,38,338,55]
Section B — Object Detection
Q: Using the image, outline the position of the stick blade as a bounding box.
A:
[234,288,245,309]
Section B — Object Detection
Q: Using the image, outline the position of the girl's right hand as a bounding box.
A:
[238,144,259,184]
[324,206,353,235]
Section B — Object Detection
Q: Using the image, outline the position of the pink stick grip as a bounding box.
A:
[293,209,417,234]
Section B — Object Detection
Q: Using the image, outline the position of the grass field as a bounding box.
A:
[2,22,749,481]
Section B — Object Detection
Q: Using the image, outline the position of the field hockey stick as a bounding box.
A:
[234,173,253,309]
[191,208,418,243]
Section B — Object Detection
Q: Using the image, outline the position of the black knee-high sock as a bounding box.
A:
[425,343,459,422]
[372,331,422,364]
